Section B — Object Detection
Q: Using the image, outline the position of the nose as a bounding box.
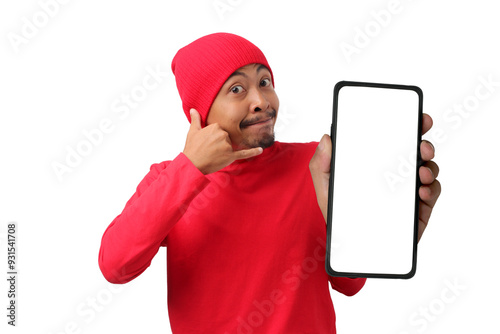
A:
[249,88,269,113]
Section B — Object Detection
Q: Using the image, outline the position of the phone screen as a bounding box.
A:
[326,81,422,279]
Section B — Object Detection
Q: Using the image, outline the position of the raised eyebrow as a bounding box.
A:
[227,70,247,81]
[256,64,270,74]
[226,64,270,81]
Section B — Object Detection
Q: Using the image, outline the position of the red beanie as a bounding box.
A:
[171,33,274,126]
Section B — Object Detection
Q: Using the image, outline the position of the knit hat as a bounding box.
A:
[171,33,274,126]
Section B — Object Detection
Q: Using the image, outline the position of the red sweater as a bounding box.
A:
[99,141,366,333]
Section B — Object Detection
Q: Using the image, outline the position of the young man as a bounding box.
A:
[98,33,440,333]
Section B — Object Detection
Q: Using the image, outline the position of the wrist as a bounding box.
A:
[182,151,208,175]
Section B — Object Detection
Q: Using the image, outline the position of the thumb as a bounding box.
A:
[310,134,332,174]
[189,108,202,131]
[309,134,332,223]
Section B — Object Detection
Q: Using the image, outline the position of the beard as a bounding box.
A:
[241,131,275,149]
[239,109,277,149]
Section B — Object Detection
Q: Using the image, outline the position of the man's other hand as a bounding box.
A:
[309,113,441,243]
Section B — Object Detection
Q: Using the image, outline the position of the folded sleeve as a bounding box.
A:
[98,153,211,284]
[329,277,367,296]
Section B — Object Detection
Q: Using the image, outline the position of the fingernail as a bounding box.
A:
[426,167,434,178]
[427,140,435,152]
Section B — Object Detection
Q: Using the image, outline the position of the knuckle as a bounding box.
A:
[216,130,228,141]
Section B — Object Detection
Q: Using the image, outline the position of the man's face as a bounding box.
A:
[206,63,279,150]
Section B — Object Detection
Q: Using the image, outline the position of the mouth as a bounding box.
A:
[241,110,276,129]
[245,117,273,127]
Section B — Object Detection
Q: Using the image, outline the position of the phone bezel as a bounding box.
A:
[325,80,423,279]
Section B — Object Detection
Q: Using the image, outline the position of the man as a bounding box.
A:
[99,33,440,333]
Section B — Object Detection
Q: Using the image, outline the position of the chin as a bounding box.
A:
[258,134,275,149]
[244,132,275,149]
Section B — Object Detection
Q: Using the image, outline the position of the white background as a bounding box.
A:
[1,0,499,333]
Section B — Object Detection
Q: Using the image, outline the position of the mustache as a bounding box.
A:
[240,109,277,128]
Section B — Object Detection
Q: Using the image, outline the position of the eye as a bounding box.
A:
[260,78,271,87]
[231,85,244,94]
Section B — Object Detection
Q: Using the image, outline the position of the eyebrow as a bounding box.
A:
[226,64,269,80]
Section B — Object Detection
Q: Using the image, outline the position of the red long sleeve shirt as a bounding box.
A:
[99,141,366,333]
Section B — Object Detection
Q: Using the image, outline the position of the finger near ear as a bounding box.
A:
[189,108,202,130]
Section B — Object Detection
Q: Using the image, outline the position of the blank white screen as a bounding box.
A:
[329,85,419,275]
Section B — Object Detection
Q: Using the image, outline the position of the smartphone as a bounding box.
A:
[326,81,423,279]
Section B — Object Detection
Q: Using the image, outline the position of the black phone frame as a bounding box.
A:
[326,80,423,279]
